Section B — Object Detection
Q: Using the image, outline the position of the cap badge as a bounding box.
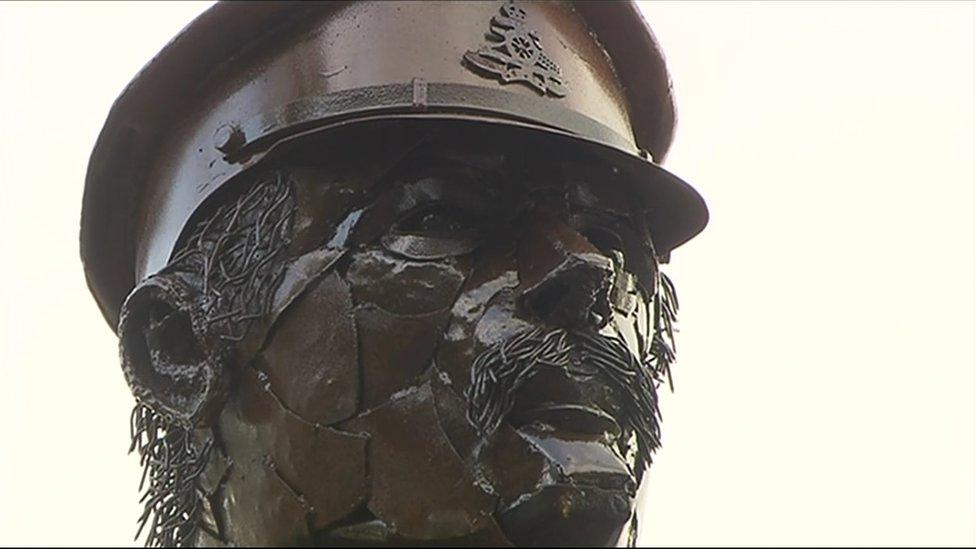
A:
[463,1,568,98]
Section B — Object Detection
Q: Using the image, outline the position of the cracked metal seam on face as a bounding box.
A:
[220,362,369,540]
[244,362,344,432]
[267,459,317,534]
[339,383,498,540]
[412,253,475,391]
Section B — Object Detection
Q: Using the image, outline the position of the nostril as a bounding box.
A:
[524,278,572,323]
[522,253,614,329]
[516,208,616,329]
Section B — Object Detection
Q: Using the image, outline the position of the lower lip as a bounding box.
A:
[515,424,635,493]
[509,402,622,438]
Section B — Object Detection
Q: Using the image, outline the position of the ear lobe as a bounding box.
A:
[118,274,229,427]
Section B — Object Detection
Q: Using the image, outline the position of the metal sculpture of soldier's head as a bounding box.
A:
[81,2,708,547]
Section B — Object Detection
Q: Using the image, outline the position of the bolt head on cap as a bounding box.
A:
[213,124,245,154]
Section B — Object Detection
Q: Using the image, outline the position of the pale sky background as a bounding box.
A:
[1,1,973,546]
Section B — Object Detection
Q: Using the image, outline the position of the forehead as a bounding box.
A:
[280,129,647,215]
[168,124,660,275]
[162,122,658,275]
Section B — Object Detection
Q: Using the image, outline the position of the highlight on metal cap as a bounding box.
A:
[81,0,709,331]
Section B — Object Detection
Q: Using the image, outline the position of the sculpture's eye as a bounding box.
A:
[382,203,482,260]
[579,226,626,266]
[395,203,473,235]
[578,221,657,298]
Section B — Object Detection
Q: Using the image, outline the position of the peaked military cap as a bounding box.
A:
[81,0,708,330]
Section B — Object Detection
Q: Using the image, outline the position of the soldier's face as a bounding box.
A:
[123,137,671,547]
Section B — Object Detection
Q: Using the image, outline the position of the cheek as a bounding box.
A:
[340,383,499,540]
[342,247,472,408]
[607,271,651,361]
[608,297,650,363]
[215,366,368,544]
[259,271,359,425]
[435,245,523,393]
[355,304,450,410]
[345,248,468,315]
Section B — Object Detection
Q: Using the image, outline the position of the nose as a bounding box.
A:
[517,205,615,329]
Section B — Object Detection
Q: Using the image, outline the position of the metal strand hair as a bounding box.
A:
[128,171,295,546]
[130,403,212,547]
[169,171,294,341]
[649,272,679,390]
[464,326,663,475]
[465,271,680,485]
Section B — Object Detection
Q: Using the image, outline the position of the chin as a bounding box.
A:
[313,484,634,548]
[498,482,634,547]
[493,422,637,547]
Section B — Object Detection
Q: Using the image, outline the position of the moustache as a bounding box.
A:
[464,326,662,476]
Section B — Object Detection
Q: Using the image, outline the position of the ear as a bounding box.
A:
[118,274,229,427]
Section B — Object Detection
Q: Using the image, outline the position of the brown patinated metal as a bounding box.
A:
[82,1,707,546]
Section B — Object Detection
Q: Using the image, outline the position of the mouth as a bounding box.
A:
[465,324,660,482]
[495,364,639,547]
[320,327,654,547]
[510,402,621,438]
[506,366,636,494]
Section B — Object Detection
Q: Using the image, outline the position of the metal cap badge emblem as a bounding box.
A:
[464,1,568,97]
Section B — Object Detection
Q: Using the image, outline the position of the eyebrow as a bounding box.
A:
[394,162,504,213]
